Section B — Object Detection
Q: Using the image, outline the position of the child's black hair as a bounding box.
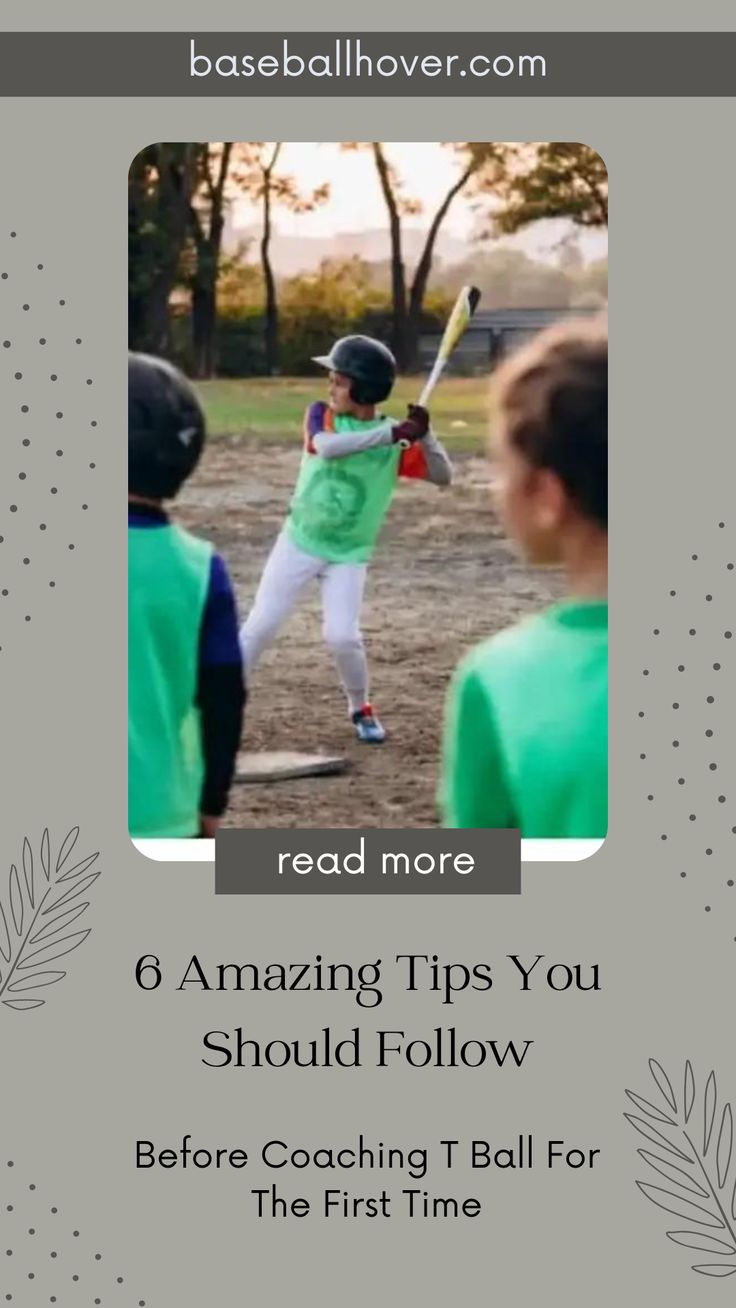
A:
[495,317,608,528]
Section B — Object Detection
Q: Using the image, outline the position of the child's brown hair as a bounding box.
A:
[494,316,608,528]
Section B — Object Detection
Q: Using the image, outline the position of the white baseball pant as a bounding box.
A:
[239,530,369,714]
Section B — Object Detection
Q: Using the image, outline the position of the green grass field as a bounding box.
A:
[195,376,496,452]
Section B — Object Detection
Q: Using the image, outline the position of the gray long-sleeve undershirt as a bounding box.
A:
[312,421,452,486]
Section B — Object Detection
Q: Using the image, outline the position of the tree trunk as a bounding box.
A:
[191,272,217,378]
[190,212,225,378]
[404,163,476,371]
[189,143,232,378]
[149,144,199,355]
[129,143,199,356]
[141,278,175,357]
[261,159,279,375]
[128,151,152,350]
[372,143,407,369]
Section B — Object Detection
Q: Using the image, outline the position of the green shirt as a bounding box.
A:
[286,414,401,563]
[128,523,212,839]
[440,600,608,838]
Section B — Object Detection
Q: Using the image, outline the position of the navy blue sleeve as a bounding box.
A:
[200,552,242,667]
[197,552,246,819]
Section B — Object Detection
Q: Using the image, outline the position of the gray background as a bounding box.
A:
[2,0,736,27]
[2,1,736,1303]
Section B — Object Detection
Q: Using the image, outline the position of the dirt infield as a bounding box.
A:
[177,437,561,829]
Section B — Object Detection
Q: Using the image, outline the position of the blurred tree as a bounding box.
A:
[278,257,383,371]
[131,141,330,373]
[188,142,233,378]
[128,143,201,354]
[344,143,507,370]
[213,255,451,377]
[433,247,565,308]
[569,257,608,308]
[493,143,608,234]
[216,242,264,313]
[557,237,584,272]
[234,143,329,374]
[210,247,606,376]
[367,142,414,367]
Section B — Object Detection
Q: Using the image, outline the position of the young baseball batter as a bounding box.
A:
[440,317,608,837]
[239,335,452,742]
[128,353,246,839]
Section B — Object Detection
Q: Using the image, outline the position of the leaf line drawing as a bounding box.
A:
[626,1059,736,1279]
[0,827,100,1011]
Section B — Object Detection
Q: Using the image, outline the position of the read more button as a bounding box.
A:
[279,837,475,878]
[216,829,520,894]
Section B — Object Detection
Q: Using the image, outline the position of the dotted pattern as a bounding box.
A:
[2,1161,147,1304]
[0,229,99,654]
[639,522,736,937]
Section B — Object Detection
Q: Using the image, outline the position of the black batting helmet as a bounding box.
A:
[312,335,396,405]
[128,353,206,500]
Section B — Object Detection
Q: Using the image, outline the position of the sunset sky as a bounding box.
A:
[230,142,608,262]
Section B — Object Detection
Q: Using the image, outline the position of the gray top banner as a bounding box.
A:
[1,31,736,95]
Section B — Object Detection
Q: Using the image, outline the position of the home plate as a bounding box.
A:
[234,751,349,783]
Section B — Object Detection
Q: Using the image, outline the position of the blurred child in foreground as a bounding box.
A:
[128,354,245,839]
[440,318,608,838]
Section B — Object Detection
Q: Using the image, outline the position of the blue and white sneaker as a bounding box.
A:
[352,704,386,744]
